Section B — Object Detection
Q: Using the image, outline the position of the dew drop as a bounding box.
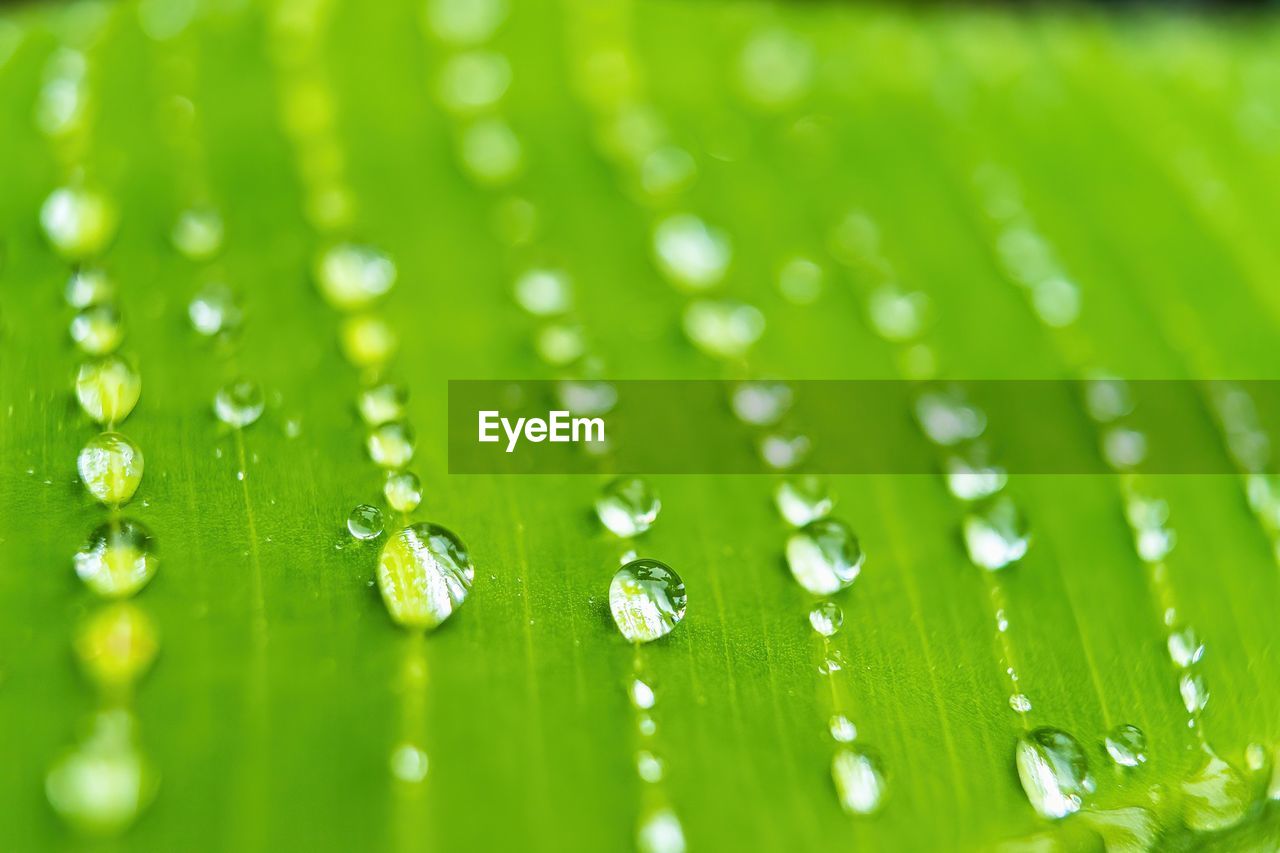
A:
[963,496,1030,570]
[609,558,687,644]
[377,523,474,631]
[731,381,792,426]
[214,379,264,428]
[653,214,730,290]
[534,322,586,366]
[358,383,408,426]
[775,475,834,527]
[1032,277,1080,328]
[1182,747,1251,831]
[1104,724,1147,768]
[367,421,416,469]
[171,206,223,260]
[340,313,398,367]
[640,145,696,197]
[65,268,114,308]
[425,0,507,45]
[758,431,810,470]
[829,714,857,743]
[636,750,664,783]
[832,748,886,815]
[458,117,523,185]
[1084,376,1134,424]
[437,50,511,114]
[347,504,385,540]
[808,601,843,637]
[70,304,125,356]
[595,477,660,538]
[556,380,617,416]
[75,357,141,425]
[77,432,144,505]
[384,471,423,513]
[1009,693,1032,713]
[46,711,157,836]
[867,286,929,342]
[74,519,158,598]
[389,742,429,783]
[73,603,158,689]
[739,28,813,108]
[1167,626,1205,669]
[944,445,1007,502]
[41,186,118,260]
[777,256,824,305]
[188,283,242,336]
[314,243,396,311]
[1015,727,1094,820]
[1180,672,1209,714]
[1102,426,1147,471]
[915,387,986,446]
[818,650,846,674]
[513,267,572,316]
[630,678,656,710]
[786,518,863,595]
[637,807,685,853]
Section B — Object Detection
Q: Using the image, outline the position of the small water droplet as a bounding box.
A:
[1180,672,1209,714]
[1032,277,1080,327]
[41,186,118,260]
[636,750,664,783]
[389,742,429,783]
[367,421,416,469]
[609,558,687,644]
[214,379,264,428]
[595,477,660,537]
[1104,724,1147,768]
[437,50,511,114]
[188,283,242,337]
[513,267,572,316]
[832,748,886,815]
[347,504,385,540]
[683,299,763,360]
[1083,375,1133,424]
[171,206,224,260]
[653,214,730,290]
[945,445,1007,502]
[75,357,141,425]
[1167,627,1205,669]
[458,117,523,185]
[640,145,696,197]
[867,286,929,342]
[77,432,144,505]
[314,243,396,310]
[340,313,398,367]
[1009,693,1032,713]
[74,519,158,598]
[630,678,656,710]
[65,268,115,308]
[284,418,302,438]
[808,601,843,637]
[758,431,810,470]
[1102,426,1147,471]
[384,471,423,513]
[786,518,863,595]
[777,256,824,305]
[46,710,157,836]
[1245,743,1266,772]
[818,649,846,674]
[915,387,986,446]
[555,380,617,416]
[963,497,1030,570]
[425,0,507,45]
[829,714,857,743]
[731,381,792,426]
[358,383,407,426]
[739,27,813,108]
[638,715,656,737]
[73,603,158,689]
[377,523,474,630]
[637,807,685,853]
[774,475,834,527]
[1015,727,1094,820]
[534,322,586,366]
[70,304,124,356]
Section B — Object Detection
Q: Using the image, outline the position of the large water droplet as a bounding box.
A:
[774,475,834,527]
[1015,727,1094,819]
[188,283,241,336]
[377,523,474,630]
[367,421,416,468]
[171,206,223,260]
[214,379,264,428]
[46,711,157,836]
[77,432,144,505]
[609,558,687,643]
[786,518,863,595]
[808,600,843,637]
[1104,724,1147,768]
[653,214,730,290]
[70,304,125,356]
[596,477,660,537]
[75,357,141,425]
[963,497,1030,570]
[74,519,158,598]
[347,504,385,540]
[832,748,886,815]
[731,381,792,426]
[384,471,423,513]
[1182,747,1251,831]
[314,243,396,310]
[41,186,118,260]
[637,807,685,853]
[513,268,572,316]
[74,603,158,690]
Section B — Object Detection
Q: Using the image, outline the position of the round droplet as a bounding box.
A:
[384,471,423,513]
[214,379,264,428]
[630,678,656,710]
[77,432,144,505]
[808,601,843,637]
[868,286,929,342]
[75,357,141,425]
[358,383,407,426]
[1104,724,1147,768]
[1084,376,1134,424]
[74,519,158,598]
[609,558,687,644]
[731,381,792,426]
[340,313,397,367]
[739,28,814,108]
[640,146,696,197]
[458,117,523,185]
[775,476,834,527]
[829,714,857,743]
[777,256,824,305]
[188,283,241,336]
[596,477,661,538]
[377,523,474,630]
[832,748,886,815]
[389,742,429,783]
[41,186,118,260]
[74,603,159,689]
[65,269,114,308]
[534,322,586,366]
[963,497,1030,570]
[683,299,764,359]
[1180,672,1209,714]
[1167,626,1205,668]
[171,206,223,260]
[1015,727,1094,820]
[758,431,810,470]
[1009,693,1032,713]
[46,711,157,836]
[425,0,507,45]
[915,388,986,446]
[347,504,385,540]
[437,50,511,114]
[637,807,685,853]
[556,380,617,416]
[314,243,397,311]
[945,445,1007,502]
[367,421,415,468]
[70,304,124,356]
[636,750,664,783]
[653,214,730,290]
[786,518,863,595]
[513,268,572,316]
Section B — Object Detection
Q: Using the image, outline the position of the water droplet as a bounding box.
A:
[384,471,423,513]
[358,383,407,426]
[70,304,124,356]
[1015,727,1094,819]
[638,715,656,737]
[829,714,857,743]
[1009,693,1032,713]
[41,186,118,260]
[640,145,696,197]
[1245,743,1266,773]
[188,283,242,336]
[774,475,834,527]
[636,750,664,783]
[1104,724,1147,768]
[808,601,843,637]
[637,807,685,853]
[1180,672,1209,714]
[739,28,813,108]
[777,256,824,305]
[556,380,617,416]
[389,742,429,783]
[458,117,523,185]
[1084,376,1133,424]
[377,523,474,630]
[340,313,398,367]
[867,286,929,342]
[786,518,863,595]
[818,650,846,674]
[214,379,264,428]
[74,519,158,598]
[534,322,586,366]
[73,603,158,689]
[1167,627,1205,668]
[609,558,687,644]
[653,214,731,290]
[1102,426,1147,471]
[65,268,114,308]
[731,381,792,426]
[758,431,810,470]
[314,244,396,311]
[347,504,385,540]
[437,49,511,115]
[171,206,223,260]
[944,445,1007,502]
[1182,747,1251,831]
[77,432,144,505]
[513,268,572,316]
[832,748,886,815]
[75,357,141,425]
[367,421,416,469]
[425,0,507,45]
[46,711,157,836]
[963,497,1030,570]
[915,387,986,446]
[1032,277,1080,328]
[630,678,656,710]
[595,477,660,538]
